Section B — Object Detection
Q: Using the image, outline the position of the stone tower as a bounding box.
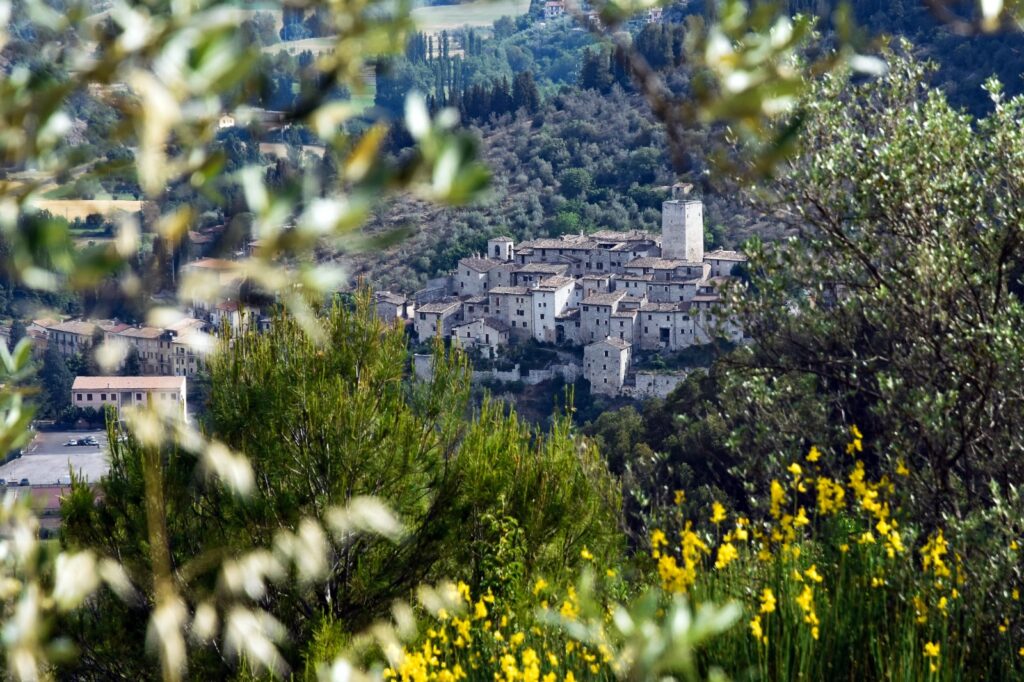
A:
[661,183,704,263]
[488,236,514,262]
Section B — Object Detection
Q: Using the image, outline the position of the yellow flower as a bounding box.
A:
[714,542,739,570]
[533,579,548,596]
[924,641,940,658]
[794,507,810,527]
[804,565,823,583]
[1012,540,1020,551]
[851,425,863,440]
[760,588,776,614]
[580,547,594,561]
[457,581,471,604]
[895,459,909,476]
[770,479,786,519]
[711,502,727,524]
[1014,588,1020,601]
[474,599,488,620]
[674,490,685,506]
[1019,647,1024,657]
[547,653,558,667]
[749,615,764,641]
[565,673,576,682]
[606,568,616,578]
[806,445,821,462]
[788,462,802,476]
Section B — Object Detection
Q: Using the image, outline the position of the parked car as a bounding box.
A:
[64,439,78,446]
[83,436,98,446]
[18,479,29,486]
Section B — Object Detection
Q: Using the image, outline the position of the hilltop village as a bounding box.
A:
[376,185,748,397]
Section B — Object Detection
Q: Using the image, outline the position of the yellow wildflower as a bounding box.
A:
[714,542,739,570]
[606,569,616,578]
[565,673,576,682]
[1014,588,1020,601]
[804,565,823,583]
[474,600,488,620]
[533,579,548,596]
[580,547,594,561]
[749,615,765,644]
[806,445,821,462]
[760,588,776,614]
[794,507,810,527]
[896,459,909,476]
[674,490,685,506]
[770,479,786,519]
[711,502,727,524]
[788,462,802,476]
[457,581,471,604]
[924,641,940,672]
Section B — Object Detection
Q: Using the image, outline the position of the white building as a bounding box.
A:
[456,257,501,297]
[71,376,187,419]
[530,276,575,343]
[584,338,631,396]
[375,291,414,322]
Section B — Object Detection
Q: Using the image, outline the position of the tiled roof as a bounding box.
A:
[591,337,632,350]
[705,249,747,261]
[118,326,164,339]
[590,229,655,242]
[639,302,689,312]
[533,276,575,290]
[489,286,530,296]
[72,376,186,391]
[375,291,406,305]
[582,291,627,306]
[626,257,698,269]
[489,236,514,243]
[417,300,462,314]
[460,257,499,272]
[482,317,511,333]
[462,295,489,304]
[46,320,97,336]
[514,263,569,274]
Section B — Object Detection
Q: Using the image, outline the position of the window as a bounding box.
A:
[136,393,142,401]
[87,394,92,400]
[604,350,609,357]
[419,313,426,320]
[75,393,82,402]
[100,393,106,400]
[540,314,545,320]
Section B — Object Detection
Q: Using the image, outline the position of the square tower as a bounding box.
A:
[488,236,514,262]
[661,186,704,262]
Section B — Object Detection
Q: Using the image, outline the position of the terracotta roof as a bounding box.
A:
[72,376,185,391]
[118,326,164,339]
[46,320,97,336]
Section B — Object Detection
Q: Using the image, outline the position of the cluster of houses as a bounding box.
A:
[542,0,662,25]
[376,185,747,397]
[24,257,268,380]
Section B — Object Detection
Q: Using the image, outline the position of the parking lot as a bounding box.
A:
[0,430,110,485]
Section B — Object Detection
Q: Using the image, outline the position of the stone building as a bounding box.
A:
[584,337,631,396]
[415,299,462,340]
[375,291,413,322]
[450,317,510,357]
[530,276,575,343]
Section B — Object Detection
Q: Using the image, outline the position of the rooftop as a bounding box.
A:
[489,236,514,243]
[705,249,747,261]
[118,326,164,339]
[375,291,406,305]
[514,263,570,274]
[582,291,627,306]
[417,300,462,314]
[533,276,575,291]
[460,257,500,273]
[592,337,632,350]
[45,320,97,336]
[72,376,186,391]
[626,257,701,270]
[489,286,530,296]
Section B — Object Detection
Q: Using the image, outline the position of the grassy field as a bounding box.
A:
[32,199,144,221]
[411,0,529,32]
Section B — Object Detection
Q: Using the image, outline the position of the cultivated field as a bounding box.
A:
[411,0,529,32]
[32,199,144,221]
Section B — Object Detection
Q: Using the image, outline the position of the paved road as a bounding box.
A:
[0,430,110,485]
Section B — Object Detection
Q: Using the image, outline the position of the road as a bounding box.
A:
[0,430,110,485]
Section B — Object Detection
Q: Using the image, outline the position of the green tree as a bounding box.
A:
[60,293,621,677]
[721,54,1024,521]
[39,343,72,418]
[121,346,142,376]
[9,319,26,347]
[558,168,592,200]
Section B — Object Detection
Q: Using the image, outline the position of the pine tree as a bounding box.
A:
[512,71,540,114]
[39,343,72,418]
